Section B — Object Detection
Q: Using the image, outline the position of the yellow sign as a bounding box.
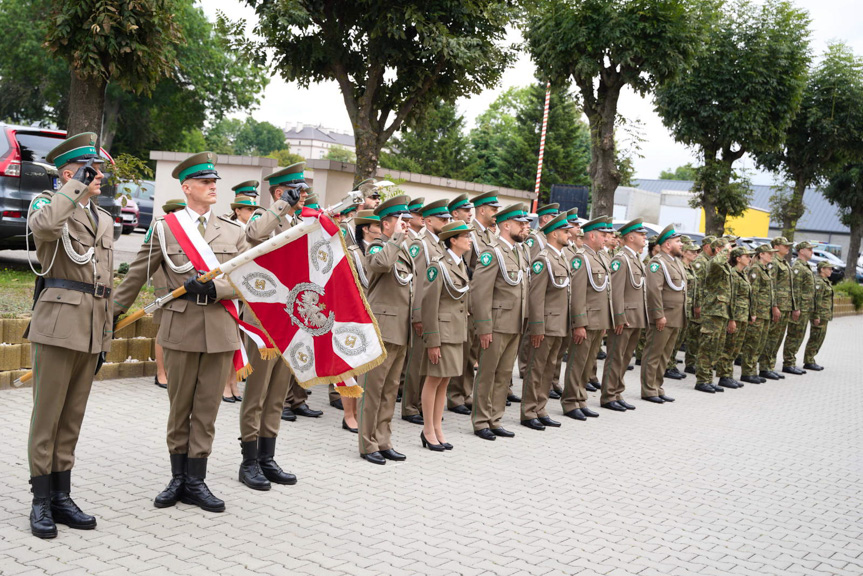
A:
[700,206,770,237]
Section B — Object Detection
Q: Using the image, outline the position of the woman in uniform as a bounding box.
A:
[420,221,473,451]
[716,247,754,387]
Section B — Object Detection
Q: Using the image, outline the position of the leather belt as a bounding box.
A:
[177,292,215,305]
[43,278,111,298]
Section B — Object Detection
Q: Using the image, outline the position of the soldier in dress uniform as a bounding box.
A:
[803,261,834,371]
[694,237,735,393]
[114,152,249,513]
[25,133,109,539]
[234,164,311,491]
[759,237,798,380]
[739,243,778,384]
[402,199,451,424]
[561,217,613,421]
[470,203,531,440]
[600,219,649,412]
[445,194,476,413]
[781,241,815,374]
[520,213,572,430]
[640,224,686,404]
[406,197,425,239]
[549,209,583,399]
[357,196,415,464]
[341,178,380,246]
[715,246,754,388]
[663,234,694,380]
[524,203,559,258]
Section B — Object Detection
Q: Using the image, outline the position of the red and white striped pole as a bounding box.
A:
[532,82,552,214]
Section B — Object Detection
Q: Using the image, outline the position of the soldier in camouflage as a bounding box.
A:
[803,261,834,371]
[716,247,754,387]
[759,237,798,380]
[694,238,735,393]
[781,241,815,374]
[739,244,778,384]
[686,235,715,372]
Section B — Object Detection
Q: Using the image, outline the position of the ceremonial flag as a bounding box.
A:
[226,209,385,396]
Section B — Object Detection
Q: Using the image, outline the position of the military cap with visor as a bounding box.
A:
[448,194,474,212]
[471,190,501,208]
[731,246,754,258]
[701,235,716,247]
[581,216,613,234]
[771,236,794,247]
[421,199,453,220]
[162,198,187,213]
[656,224,682,245]
[536,203,560,218]
[817,260,834,270]
[540,213,574,234]
[375,194,412,219]
[353,209,381,226]
[230,195,258,211]
[232,180,259,197]
[265,162,307,188]
[172,151,220,181]
[618,218,648,236]
[407,197,425,214]
[754,243,778,254]
[795,240,815,251]
[47,132,105,169]
[495,203,531,223]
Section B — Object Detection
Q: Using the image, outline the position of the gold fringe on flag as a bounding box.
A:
[236,363,254,382]
[335,384,364,398]
[259,347,280,360]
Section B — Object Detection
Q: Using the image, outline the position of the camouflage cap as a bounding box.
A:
[771,236,793,247]
[683,242,700,252]
[754,243,778,254]
[731,246,753,258]
[817,260,834,270]
[795,240,815,251]
[701,235,716,246]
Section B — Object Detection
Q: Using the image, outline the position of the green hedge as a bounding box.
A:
[835,281,863,311]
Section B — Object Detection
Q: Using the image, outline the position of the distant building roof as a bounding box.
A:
[284,124,355,148]
[631,178,849,235]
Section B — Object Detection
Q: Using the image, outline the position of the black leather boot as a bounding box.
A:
[50,470,96,529]
[154,454,186,509]
[29,475,56,539]
[239,439,271,491]
[182,457,225,512]
[258,437,297,485]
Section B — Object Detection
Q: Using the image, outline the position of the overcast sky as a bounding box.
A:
[202,0,862,185]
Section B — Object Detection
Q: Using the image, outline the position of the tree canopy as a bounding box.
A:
[823,164,863,273]
[201,117,286,157]
[659,163,699,181]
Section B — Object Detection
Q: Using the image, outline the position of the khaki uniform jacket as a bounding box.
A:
[646,252,687,328]
[525,229,547,261]
[340,216,357,247]
[609,246,648,329]
[114,210,248,353]
[468,223,496,270]
[528,246,570,337]
[409,229,445,324]
[570,246,614,331]
[25,180,114,353]
[365,233,415,347]
[471,238,528,336]
[421,252,470,348]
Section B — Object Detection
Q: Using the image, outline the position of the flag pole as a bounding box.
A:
[532,82,552,214]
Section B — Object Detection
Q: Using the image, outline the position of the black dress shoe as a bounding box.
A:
[658,395,675,402]
[293,404,323,418]
[154,376,168,389]
[733,379,744,388]
[717,377,739,389]
[585,382,598,392]
[521,418,546,431]
[759,370,780,381]
[664,368,685,380]
[233,395,243,402]
[258,437,297,485]
[642,396,665,404]
[694,382,715,393]
[29,475,56,539]
[361,451,386,465]
[803,363,823,371]
[740,374,762,384]
[280,407,296,422]
[342,419,358,433]
[507,394,521,403]
[420,432,446,451]
[222,396,235,403]
[627,364,634,371]
[635,358,642,365]
[380,448,407,461]
[330,398,344,410]
[618,400,636,410]
[597,349,607,360]
[238,440,271,491]
[538,416,561,427]
[474,428,496,441]
[684,365,696,375]
[581,407,599,417]
[396,392,402,402]
[491,427,515,438]
[782,365,806,375]
[182,458,225,513]
[710,384,724,393]
[154,454,186,508]
[49,471,97,530]
[402,414,424,425]
[448,405,471,415]
[564,408,586,421]
[601,401,626,412]
[506,400,511,406]
[441,442,453,450]
[775,371,785,379]
[548,389,562,399]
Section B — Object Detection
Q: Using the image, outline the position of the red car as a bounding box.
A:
[121,197,139,234]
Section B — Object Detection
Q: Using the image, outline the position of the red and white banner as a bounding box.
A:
[226,209,385,395]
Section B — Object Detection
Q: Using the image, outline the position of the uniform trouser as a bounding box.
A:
[520,335,563,420]
[717,322,748,378]
[28,344,99,477]
[804,320,828,364]
[634,330,647,361]
[760,310,791,371]
[684,319,701,369]
[552,335,568,392]
[667,318,688,370]
[401,330,425,417]
[163,349,233,458]
[517,330,530,378]
[696,316,728,384]
[359,342,407,454]
[740,317,771,376]
[240,352,292,442]
[561,329,604,412]
[783,312,811,367]
[472,332,519,431]
[640,324,681,398]
[447,326,476,409]
[284,374,308,409]
[601,327,641,405]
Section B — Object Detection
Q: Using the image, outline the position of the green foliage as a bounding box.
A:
[234,118,285,156]
[240,0,515,181]
[325,145,357,164]
[177,129,208,153]
[659,163,699,181]
[117,262,131,276]
[267,148,305,167]
[835,281,863,310]
[381,101,476,180]
[107,153,154,206]
[823,163,863,272]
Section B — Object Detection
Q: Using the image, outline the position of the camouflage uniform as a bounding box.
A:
[804,269,833,365]
[782,257,815,368]
[760,246,796,371]
[695,250,733,385]
[687,249,711,368]
[717,267,752,378]
[740,259,775,376]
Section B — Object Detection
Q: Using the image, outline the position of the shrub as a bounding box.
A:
[835,281,863,311]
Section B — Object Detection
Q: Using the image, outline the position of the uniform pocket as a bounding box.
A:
[32,288,83,339]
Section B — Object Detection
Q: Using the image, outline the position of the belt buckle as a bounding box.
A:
[196,293,209,306]
[94,283,107,298]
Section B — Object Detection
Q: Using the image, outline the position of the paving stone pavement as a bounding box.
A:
[1,318,862,575]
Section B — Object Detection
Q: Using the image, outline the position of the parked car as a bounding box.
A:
[121,197,139,234]
[0,123,122,249]
[796,247,845,284]
[678,231,705,246]
[132,180,155,231]
[739,237,773,250]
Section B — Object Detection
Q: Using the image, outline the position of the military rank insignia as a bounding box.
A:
[532,261,544,274]
[409,245,420,258]
[368,245,382,254]
[611,260,621,272]
[427,265,438,282]
[650,262,660,273]
[479,252,493,266]
[525,238,534,248]
[144,226,153,243]
[572,256,582,270]
[32,197,50,211]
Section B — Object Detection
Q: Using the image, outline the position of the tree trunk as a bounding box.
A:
[846,214,862,281]
[781,178,808,241]
[586,97,621,218]
[67,70,107,150]
[353,126,382,186]
[698,154,727,236]
[101,89,121,152]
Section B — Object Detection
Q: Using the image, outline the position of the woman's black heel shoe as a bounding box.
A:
[342,419,358,433]
[441,442,453,450]
[154,376,168,389]
[420,432,445,452]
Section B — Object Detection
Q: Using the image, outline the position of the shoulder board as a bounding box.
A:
[217,215,242,227]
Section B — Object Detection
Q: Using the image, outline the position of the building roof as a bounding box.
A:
[284,125,355,148]
[631,178,849,235]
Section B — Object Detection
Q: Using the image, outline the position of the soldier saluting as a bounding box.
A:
[25,133,109,539]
